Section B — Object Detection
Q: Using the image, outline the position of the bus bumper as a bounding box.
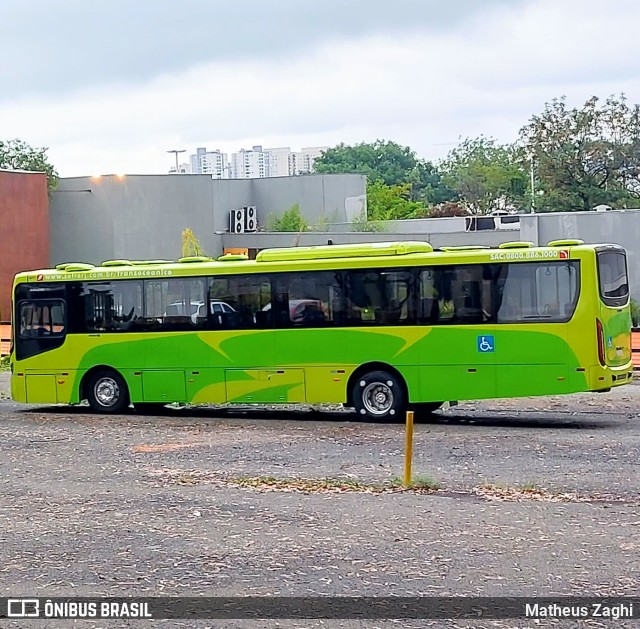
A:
[588,362,634,391]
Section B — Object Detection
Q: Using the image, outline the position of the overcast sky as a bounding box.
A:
[2,0,639,177]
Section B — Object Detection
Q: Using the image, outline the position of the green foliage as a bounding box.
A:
[366,180,426,220]
[407,160,457,205]
[440,136,527,214]
[391,474,441,490]
[0,355,9,370]
[350,210,387,232]
[311,210,340,232]
[314,140,455,206]
[314,140,418,185]
[181,228,206,257]
[266,203,309,232]
[0,138,58,192]
[519,94,640,212]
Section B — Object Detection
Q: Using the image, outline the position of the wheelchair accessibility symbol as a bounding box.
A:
[477,335,495,353]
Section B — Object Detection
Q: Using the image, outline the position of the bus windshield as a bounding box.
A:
[597,249,629,306]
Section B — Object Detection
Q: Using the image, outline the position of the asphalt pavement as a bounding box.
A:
[0,371,638,628]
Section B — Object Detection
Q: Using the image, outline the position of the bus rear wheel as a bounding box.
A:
[86,369,130,414]
[353,370,406,421]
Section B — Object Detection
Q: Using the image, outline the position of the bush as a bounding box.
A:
[266,204,309,232]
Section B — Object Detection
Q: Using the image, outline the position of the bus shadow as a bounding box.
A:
[426,412,616,430]
[21,404,619,430]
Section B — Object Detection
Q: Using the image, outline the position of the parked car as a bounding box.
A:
[165,300,235,324]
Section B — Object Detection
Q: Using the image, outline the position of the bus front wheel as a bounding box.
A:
[86,369,130,414]
[353,370,406,421]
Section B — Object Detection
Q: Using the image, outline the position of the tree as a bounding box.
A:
[519,94,640,212]
[266,203,309,232]
[0,138,58,191]
[181,228,206,257]
[366,180,425,220]
[314,140,455,205]
[406,160,457,206]
[314,140,417,185]
[439,137,527,214]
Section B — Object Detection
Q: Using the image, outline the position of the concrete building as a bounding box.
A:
[49,173,367,264]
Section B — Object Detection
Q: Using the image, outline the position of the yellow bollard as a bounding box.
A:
[403,410,414,487]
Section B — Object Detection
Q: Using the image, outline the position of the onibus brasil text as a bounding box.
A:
[6,599,152,619]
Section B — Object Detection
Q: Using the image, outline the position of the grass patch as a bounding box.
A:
[391,474,441,491]
[152,470,443,494]
[475,482,579,502]
[229,476,385,493]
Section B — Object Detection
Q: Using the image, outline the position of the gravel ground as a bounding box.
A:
[0,371,638,628]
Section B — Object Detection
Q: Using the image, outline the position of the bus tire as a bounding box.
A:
[411,402,443,422]
[86,369,130,414]
[352,370,406,421]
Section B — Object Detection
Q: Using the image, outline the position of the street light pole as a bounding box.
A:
[167,149,186,173]
[530,154,535,213]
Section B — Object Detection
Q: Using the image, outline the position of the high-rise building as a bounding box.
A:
[300,146,328,172]
[265,147,292,177]
[230,145,269,179]
[189,148,228,178]
[187,145,328,179]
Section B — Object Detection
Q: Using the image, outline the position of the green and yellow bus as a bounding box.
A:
[10,239,633,420]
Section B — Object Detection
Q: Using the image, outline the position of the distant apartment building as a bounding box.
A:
[266,147,293,177]
[230,145,270,179]
[189,148,228,178]
[186,145,328,178]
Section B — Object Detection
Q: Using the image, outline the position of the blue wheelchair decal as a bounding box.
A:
[477,335,495,353]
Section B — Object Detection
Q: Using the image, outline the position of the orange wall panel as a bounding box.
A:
[0,170,49,322]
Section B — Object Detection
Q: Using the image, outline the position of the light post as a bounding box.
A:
[167,149,186,173]
[529,154,535,213]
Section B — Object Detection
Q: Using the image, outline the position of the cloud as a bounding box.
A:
[0,0,518,98]
[1,0,638,175]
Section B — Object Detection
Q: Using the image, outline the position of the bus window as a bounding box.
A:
[418,268,440,323]
[209,274,271,329]
[496,261,579,322]
[19,300,66,338]
[597,250,628,307]
[535,263,579,319]
[425,266,485,324]
[271,271,343,327]
[346,269,414,325]
[145,278,206,330]
[77,280,143,332]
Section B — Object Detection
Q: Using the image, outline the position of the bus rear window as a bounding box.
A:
[19,300,66,338]
[597,250,628,306]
